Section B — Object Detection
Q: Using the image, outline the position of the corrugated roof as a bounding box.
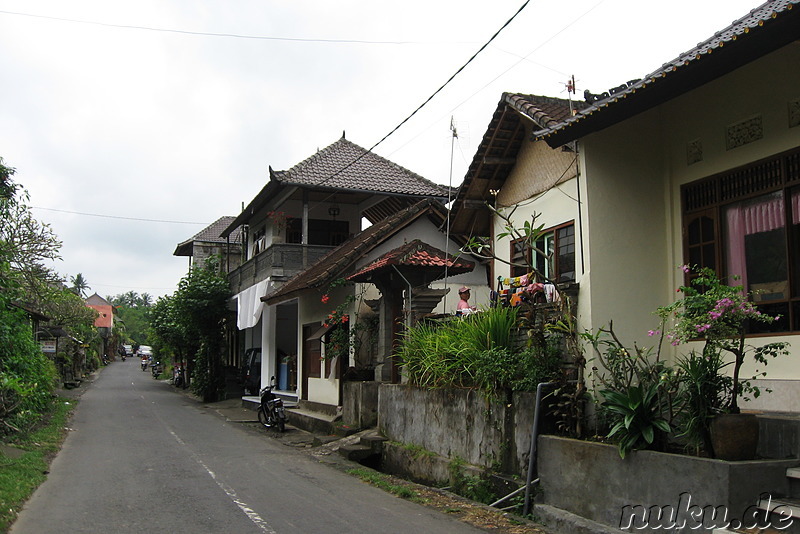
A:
[536,0,800,146]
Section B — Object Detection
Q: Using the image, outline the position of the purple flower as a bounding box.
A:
[647,330,660,337]
[695,323,712,333]
[680,264,690,274]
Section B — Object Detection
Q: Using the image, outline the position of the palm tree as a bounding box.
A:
[140,293,153,307]
[70,273,90,297]
[123,290,139,308]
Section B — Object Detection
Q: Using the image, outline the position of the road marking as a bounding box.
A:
[168,429,277,533]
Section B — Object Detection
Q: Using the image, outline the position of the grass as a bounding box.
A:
[346,468,424,502]
[0,397,75,533]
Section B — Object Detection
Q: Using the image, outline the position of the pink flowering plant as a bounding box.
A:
[657,265,789,415]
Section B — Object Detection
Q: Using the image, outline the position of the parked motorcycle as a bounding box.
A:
[172,366,185,388]
[257,376,287,432]
[151,361,162,378]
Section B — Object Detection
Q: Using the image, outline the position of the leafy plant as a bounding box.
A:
[658,265,790,413]
[601,384,671,458]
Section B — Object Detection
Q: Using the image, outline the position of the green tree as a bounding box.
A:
[0,158,59,435]
[70,272,90,297]
[173,258,231,402]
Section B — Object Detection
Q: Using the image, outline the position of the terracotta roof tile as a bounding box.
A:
[348,239,474,282]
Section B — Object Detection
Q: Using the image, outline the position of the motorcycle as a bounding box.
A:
[172,366,185,388]
[257,376,287,432]
[141,358,148,371]
[151,361,162,378]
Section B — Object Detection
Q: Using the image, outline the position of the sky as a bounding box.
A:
[0,0,759,300]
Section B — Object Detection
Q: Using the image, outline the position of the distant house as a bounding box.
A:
[221,135,487,414]
[173,215,243,273]
[85,293,115,358]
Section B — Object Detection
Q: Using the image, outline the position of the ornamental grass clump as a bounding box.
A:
[657,265,789,414]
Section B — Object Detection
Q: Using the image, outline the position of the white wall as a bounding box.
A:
[579,43,800,393]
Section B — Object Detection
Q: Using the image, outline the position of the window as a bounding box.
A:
[509,222,576,283]
[681,147,800,333]
[287,219,349,246]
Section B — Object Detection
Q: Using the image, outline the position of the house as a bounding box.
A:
[454,0,800,412]
[173,215,243,274]
[220,136,487,412]
[85,293,115,359]
[262,199,487,413]
[450,93,585,301]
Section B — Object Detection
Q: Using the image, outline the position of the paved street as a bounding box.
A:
[10,360,485,534]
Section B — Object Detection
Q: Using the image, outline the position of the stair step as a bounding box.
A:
[338,444,376,462]
[360,434,388,453]
[787,467,800,480]
[757,496,800,530]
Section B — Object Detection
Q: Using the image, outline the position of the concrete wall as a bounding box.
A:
[378,384,536,476]
[538,435,797,533]
[343,381,379,428]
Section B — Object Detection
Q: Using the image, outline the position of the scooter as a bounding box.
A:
[151,361,162,378]
[141,358,148,371]
[257,376,287,432]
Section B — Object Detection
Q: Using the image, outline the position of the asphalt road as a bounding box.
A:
[10,360,484,534]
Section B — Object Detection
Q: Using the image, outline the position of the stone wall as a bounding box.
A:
[538,435,798,533]
[377,384,536,476]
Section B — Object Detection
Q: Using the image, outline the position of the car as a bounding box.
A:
[138,345,153,358]
[241,347,262,396]
[123,344,133,356]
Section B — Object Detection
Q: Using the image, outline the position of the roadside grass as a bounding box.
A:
[346,467,425,503]
[0,397,75,533]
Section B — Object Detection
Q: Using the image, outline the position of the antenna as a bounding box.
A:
[443,117,458,312]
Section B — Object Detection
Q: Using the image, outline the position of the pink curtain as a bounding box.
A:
[724,191,798,291]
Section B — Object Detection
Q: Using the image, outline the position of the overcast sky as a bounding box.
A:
[0,0,757,300]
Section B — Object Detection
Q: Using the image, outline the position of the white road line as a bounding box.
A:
[168,429,277,533]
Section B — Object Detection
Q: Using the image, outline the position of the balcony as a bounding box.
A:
[228,243,336,294]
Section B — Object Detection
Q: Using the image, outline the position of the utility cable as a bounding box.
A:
[31,206,209,225]
[307,0,532,192]
[0,8,465,45]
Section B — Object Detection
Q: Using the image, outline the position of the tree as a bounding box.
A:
[70,272,90,297]
[172,258,232,402]
[0,158,59,435]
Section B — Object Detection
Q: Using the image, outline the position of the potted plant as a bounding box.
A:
[658,266,790,459]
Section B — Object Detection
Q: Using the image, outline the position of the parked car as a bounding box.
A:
[138,345,153,358]
[123,344,133,356]
[241,348,262,396]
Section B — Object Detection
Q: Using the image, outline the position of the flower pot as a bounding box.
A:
[710,413,759,460]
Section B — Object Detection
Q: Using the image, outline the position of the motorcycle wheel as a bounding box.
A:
[257,407,273,429]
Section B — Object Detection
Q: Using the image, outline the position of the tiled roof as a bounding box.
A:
[450,93,581,236]
[270,137,449,197]
[262,200,447,305]
[535,0,800,146]
[175,216,242,256]
[348,239,474,282]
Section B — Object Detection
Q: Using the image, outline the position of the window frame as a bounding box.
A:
[508,220,576,283]
[680,146,800,334]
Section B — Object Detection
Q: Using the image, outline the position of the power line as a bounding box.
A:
[31,206,209,225]
[309,0,532,191]
[0,9,467,45]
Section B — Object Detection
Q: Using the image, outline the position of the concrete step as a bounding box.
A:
[339,443,376,462]
[360,433,388,454]
[757,496,800,533]
[788,467,800,480]
[285,407,338,435]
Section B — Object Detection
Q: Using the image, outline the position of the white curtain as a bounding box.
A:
[236,278,271,330]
